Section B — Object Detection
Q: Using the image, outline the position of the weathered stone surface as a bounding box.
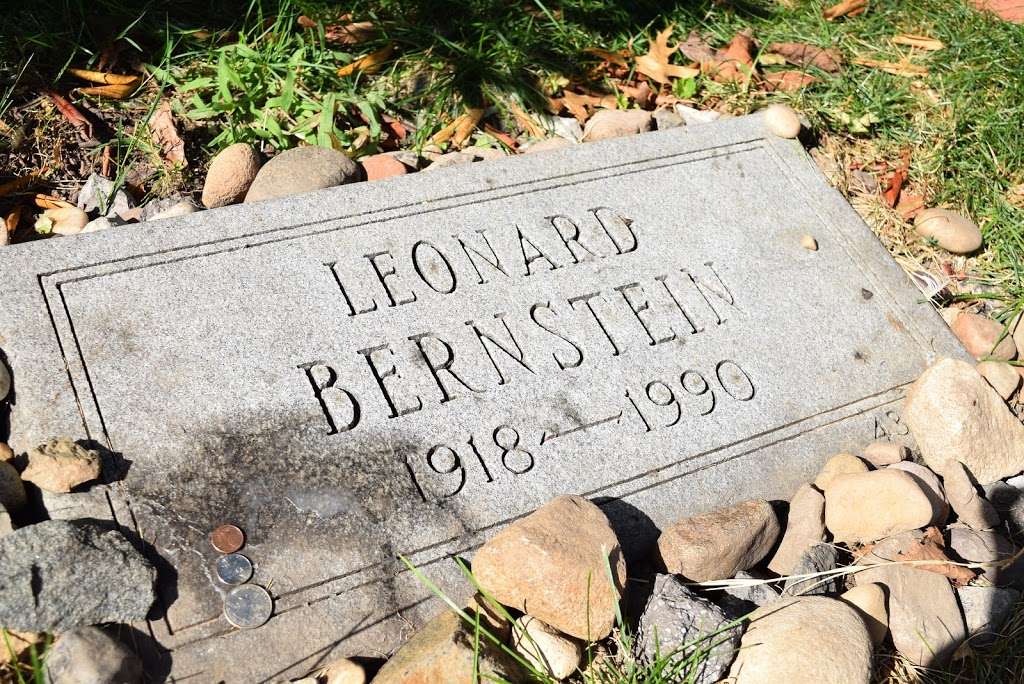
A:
[905,358,1024,484]
[855,563,965,667]
[245,146,358,203]
[582,109,654,141]
[825,470,936,543]
[914,208,983,255]
[653,107,685,130]
[782,543,839,596]
[861,441,907,467]
[0,115,970,680]
[45,627,143,684]
[203,143,261,208]
[522,137,572,155]
[511,616,582,679]
[659,499,780,581]
[768,483,825,575]
[727,596,872,684]
[840,583,888,645]
[887,461,950,524]
[21,437,101,493]
[957,585,1020,649]
[321,657,367,684]
[814,452,870,490]
[947,526,1021,586]
[473,495,626,640]
[40,487,111,521]
[977,360,1021,399]
[985,477,1024,540]
[634,574,740,684]
[0,520,155,631]
[715,570,780,618]
[940,460,1000,530]
[951,313,1016,360]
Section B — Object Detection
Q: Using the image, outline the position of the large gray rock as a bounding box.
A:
[45,626,142,684]
[635,574,740,683]
[985,475,1024,540]
[947,526,1022,586]
[244,146,358,203]
[957,585,1020,649]
[0,520,155,631]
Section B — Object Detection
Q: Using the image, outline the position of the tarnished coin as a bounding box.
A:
[215,553,253,585]
[224,584,273,629]
[210,524,245,553]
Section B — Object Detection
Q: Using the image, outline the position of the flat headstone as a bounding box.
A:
[0,114,966,680]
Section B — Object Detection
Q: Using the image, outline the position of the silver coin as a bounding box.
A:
[224,584,273,629]
[215,553,253,585]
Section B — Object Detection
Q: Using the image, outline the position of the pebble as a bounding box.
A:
[727,596,872,684]
[940,459,1000,530]
[244,146,359,203]
[957,585,1021,649]
[861,441,908,467]
[76,174,132,218]
[0,357,9,400]
[44,626,142,684]
[652,107,685,130]
[658,499,780,582]
[839,583,888,645]
[0,460,26,512]
[814,453,870,490]
[21,438,102,493]
[37,207,89,236]
[800,234,818,251]
[360,153,408,181]
[511,616,582,679]
[675,105,721,126]
[321,657,367,684]
[951,313,1017,360]
[947,526,1021,585]
[522,137,573,155]
[472,495,626,640]
[977,360,1021,399]
[887,461,950,524]
[146,198,199,221]
[914,208,982,254]
[203,143,262,208]
[824,470,937,543]
[904,358,1024,484]
[634,574,740,684]
[81,217,118,233]
[582,109,654,142]
[782,543,840,596]
[762,104,802,139]
[768,483,825,575]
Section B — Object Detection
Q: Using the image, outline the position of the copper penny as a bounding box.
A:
[210,524,245,553]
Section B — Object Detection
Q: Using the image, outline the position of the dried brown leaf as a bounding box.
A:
[0,175,39,197]
[78,82,140,99]
[337,44,394,77]
[705,32,756,84]
[824,0,868,20]
[451,108,484,148]
[43,89,93,139]
[67,68,140,85]
[33,194,74,209]
[762,70,819,92]
[583,47,630,66]
[556,91,618,123]
[615,81,655,109]
[678,30,717,63]
[150,100,187,166]
[893,33,945,50]
[895,193,925,220]
[635,26,700,85]
[767,42,842,72]
[5,205,22,233]
[853,57,928,77]
[508,102,545,138]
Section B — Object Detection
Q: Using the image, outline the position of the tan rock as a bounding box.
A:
[939,460,1000,530]
[940,307,962,327]
[840,583,888,645]
[904,358,1024,484]
[0,460,26,511]
[582,109,654,142]
[763,104,802,139]
[977,360,1021,399]
[466,592,511,641]
[202,143,261,208]
[321,657,366,684]
[0,443,14,462]
[21,438,101,493]
[814,453,870,490]
[767,484,825,575]
[951,313,1016,360]
[914,208,982,254]
[658,499,780,582]
[371,609,522,684]
[855,563,965,667]
[727,596,872,684]
[245,146,359,203]
[861,441,908,467]
[360,153,408,181]
[887,461,949,525]
[472,495,626,640]
[511,616,582,679]
[824,470,936,543]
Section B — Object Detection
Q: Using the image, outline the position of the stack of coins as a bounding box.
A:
[210,524,273,629]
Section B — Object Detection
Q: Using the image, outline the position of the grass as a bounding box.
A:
[1,630,48,684]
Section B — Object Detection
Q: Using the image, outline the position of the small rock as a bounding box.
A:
[914,208,983,254]
[421,151,476,172]
[824,470,937,543]
[203,143,262,208]
[768,483,825,575]
[0,520,155,631]
[81,216,119,233]
[940,307,963,327]
[715,570,781,618]
[984,478,1024,541]
[727,596,872,684]
[652,107,685,130]
[947,526,1021,586]
[782,543,840,596]
[360,153,408,181]
[44,626,142,684]
[904,358,1024,484]
[957,585,1020,649]
[675,105,721,126]
[814,453,870,490]
[21,438,101,493]
[887,461,950,524]
[512,615,582,679]
[0,357,9,400]
[855,563,965,667]
[658,499,780,582]
[762,104,802,139]
[145,197,199,221]
[37,207,89,236]
[861,441,908,467]
[940,460,1000,530]
[522,137,573,155]
[978,360,1021,399]
[370,610,522,684]
[582,109,654,142]
[634,574,741,684]
[40,487,111,521]
[951,313,1017,360]
[321,657,366,684]
[0,460,26,511]
[244,146,359,203]
[77,174,132,217]
[472,495,626,640]
[840,583,888,645]
[800,234,818,251]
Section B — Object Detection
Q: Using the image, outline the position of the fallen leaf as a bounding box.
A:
[615,82,655,109]
[893,33,945,50]
[381,114,408,142]
[33,194,74,209]
[635,26,700,85]
[758,52,789,66]
[67,68,140,85]
[705,32,756,84]
[556,90,618,123]
[896,193,925,219]
[5,205,22,233]
[972,0,1024,22]
[853,57,928,77]
[859,527,975,584]
[43,89,93,139]
[882,149,911,207]
[824,0,868,19]
[583,47,630,66]
[100,145,112,177]
[321,21,376,45]
[767,42,842,72]
[763,70,819,92]
[508,101,545,138]
[78,82,140,99]
[0,175,39,197]
[452,108,484,148]
[678,30,717,63]
[337,44,394,77]
[483,123,518,150]
[150,100,186,166]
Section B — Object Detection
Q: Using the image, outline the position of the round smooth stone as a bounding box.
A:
[914,208,982,254]
[763,104,801,139]
[216,553,253,585]
[224,584,273,629]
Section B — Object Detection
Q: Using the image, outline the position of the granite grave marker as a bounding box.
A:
[0,113,967,680]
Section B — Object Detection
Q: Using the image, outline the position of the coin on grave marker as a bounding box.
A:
[215,553,253,585]
[210,524,245,553]
[224,584,273,629]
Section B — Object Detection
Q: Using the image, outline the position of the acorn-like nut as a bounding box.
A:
[914,208,982,254]
[763,104,802,139]
[35,207,90,236]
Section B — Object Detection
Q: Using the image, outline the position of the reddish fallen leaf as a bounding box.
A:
[634,26,700,85]
[896,193,925,220]
[381,114,408,142]
[299,14,377,44]
[100,145,112,177]
[43,89,93,140]
[767,42,842,72]
[508,101,546,138]
[5,205,23,232]
[583,47,630,66]
[337,44,394,77]
[616,82,655,109]
[150,100,187,166]
[705,32,756,84]
[882,149,911,208]
[824,0,868,19]
[973,0,1024,22]
[763,70,819,92]
[678,30,717,63]
[860,527,975,584]
[556,90,618,123]
[483,123,518,150]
